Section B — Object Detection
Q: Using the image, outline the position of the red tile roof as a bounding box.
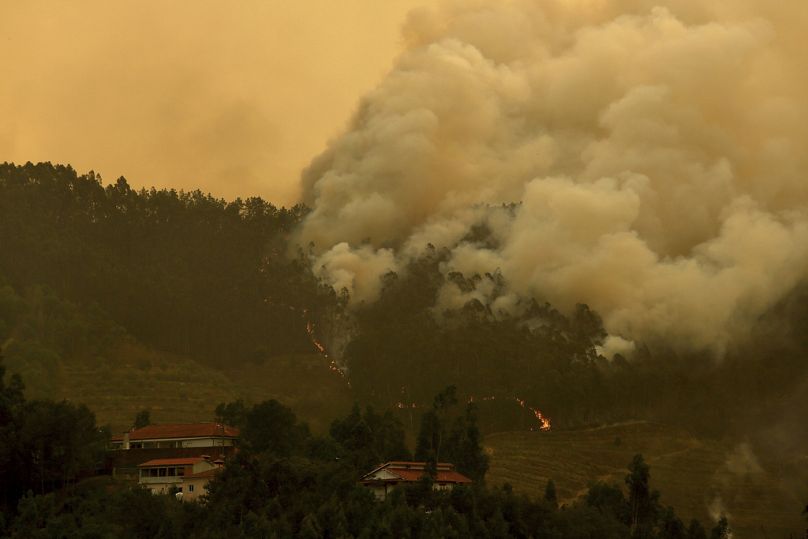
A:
[360,461,472,485]
[111,423,239,442]
[138,457,206,467]
[386,461,455,470]
[388,469,472,484]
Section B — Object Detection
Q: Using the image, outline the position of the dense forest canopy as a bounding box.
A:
[0,162,330,368]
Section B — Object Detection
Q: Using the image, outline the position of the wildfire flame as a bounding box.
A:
[302,313,550,431]
[303,310,348,383]
[396,394,551,431]
[395,402,419,409]
[515,396,552,432]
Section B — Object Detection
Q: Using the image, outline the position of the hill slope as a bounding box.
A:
[485,422,807,539]
[54,344,352,433]
[0,269,351,433]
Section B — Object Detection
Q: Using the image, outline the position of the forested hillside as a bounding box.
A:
[0,162,329,368]
[2,161,808,444]
[347,249,808,443]
[0,162,351,430]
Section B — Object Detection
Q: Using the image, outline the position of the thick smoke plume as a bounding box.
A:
[297,0,808,353]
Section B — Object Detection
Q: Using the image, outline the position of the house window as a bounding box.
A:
[177,468,185,476]
[149,469,158,477]
[188,484,194,492]
[167,467,176,477]
[158,468,167,477]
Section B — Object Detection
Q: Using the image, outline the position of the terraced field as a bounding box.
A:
[48,342,352,433]
[485,422,807,539]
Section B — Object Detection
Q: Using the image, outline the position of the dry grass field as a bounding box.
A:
[485,421,807,539]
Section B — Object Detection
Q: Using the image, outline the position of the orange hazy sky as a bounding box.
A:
[0,1,427,205]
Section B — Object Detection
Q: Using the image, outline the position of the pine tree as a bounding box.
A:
[686,519,707,539]
[133,409,150,429]
[626,454,658,538]
[299,513,323,539]
[709,516,730,539]
[544,479,558,507]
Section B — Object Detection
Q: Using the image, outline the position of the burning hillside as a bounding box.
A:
[296,0,808,357]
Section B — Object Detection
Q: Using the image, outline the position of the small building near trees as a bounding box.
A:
[137,455,223,499]
[359,461,472,500]
[181,466,221,502]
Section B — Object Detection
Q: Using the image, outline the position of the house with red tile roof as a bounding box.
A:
[138,456,222,496]
[107,423,238,479]
[359,461,472,500]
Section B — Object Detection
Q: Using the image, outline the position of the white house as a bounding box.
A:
[137,456,222,496]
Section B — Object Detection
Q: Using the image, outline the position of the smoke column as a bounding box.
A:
[296,0,808,354]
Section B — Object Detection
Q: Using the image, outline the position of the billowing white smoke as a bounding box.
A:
[297,0,808,354]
